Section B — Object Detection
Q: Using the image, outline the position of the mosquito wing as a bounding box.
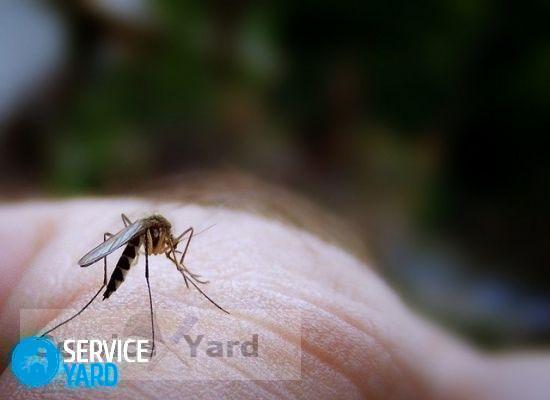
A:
[78,219,147,267]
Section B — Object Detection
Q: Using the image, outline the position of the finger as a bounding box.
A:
[0,202,61,310]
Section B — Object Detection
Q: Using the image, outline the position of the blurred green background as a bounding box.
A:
[0,0,549,348]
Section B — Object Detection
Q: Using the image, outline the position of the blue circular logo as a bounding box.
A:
[11,336,61,388]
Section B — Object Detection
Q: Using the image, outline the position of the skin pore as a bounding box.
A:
[0,182,549,399]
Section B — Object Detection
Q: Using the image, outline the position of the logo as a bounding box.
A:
[11,336,61,388]
[18,307,301,383]
[11,336,128,389]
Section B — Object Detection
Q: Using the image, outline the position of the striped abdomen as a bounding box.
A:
[103,236,141,299]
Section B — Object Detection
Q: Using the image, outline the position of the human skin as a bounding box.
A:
[0,198,549,399]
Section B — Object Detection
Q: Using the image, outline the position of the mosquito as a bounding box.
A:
[40,213,229,357]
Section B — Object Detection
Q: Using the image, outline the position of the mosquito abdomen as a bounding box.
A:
[103,236,141,299]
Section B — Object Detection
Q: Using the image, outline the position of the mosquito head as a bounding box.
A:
[147,214,172,230]
[144,214,173,255]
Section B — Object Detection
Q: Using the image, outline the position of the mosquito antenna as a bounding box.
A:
[174,224,217,248]
[194,224,216,237]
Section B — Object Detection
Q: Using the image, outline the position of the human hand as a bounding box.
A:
[0,193,548,399]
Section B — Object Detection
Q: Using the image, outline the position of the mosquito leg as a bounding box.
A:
[173,227,208,282]
[178,267,230,314]
[172,259,210,285]
[102,233,112,285]
[145,230,155,353]
[171,225,217,279]
[171,258,209,284]
[176,227,193,262]
[170,248,208,283]
[168,243,189,289]
[121,213,132,227]
[40,232,112,337]
[170,231,229,314]
[144,231,155,358]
